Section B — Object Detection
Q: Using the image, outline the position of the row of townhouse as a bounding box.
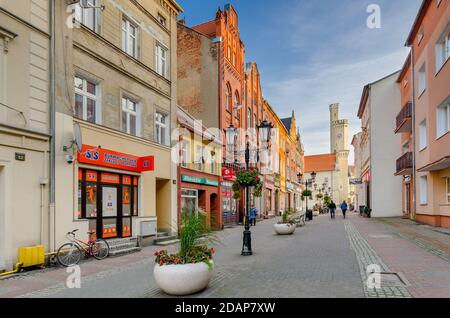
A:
[176,4,305,228]
[0,0,182,271]
[353,0,450,228]
[0,1,305,271]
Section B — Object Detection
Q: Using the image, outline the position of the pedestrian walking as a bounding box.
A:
[249,204,258,226]
[341,201,348,219]
[328,201,337,219]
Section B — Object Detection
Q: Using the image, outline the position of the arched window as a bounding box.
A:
[234,91,240,118]
[226,83,232,113]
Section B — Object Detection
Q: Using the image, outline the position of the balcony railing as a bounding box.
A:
[395,152,413,176]
[395,102,412,133]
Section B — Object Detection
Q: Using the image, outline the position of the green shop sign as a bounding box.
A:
[181,175,219,187]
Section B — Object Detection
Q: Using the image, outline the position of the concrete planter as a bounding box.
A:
[274,223,296,235]
[154,261,214,296]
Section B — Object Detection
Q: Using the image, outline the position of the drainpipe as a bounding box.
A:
[49,0,56,252]
[410,48,417,221]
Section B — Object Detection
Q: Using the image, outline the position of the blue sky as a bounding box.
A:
[177,0,422,160]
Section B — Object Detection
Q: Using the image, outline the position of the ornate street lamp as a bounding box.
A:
[299,171,316,220]
[230,121,272,257]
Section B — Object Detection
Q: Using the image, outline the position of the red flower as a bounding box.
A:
[211,248,216,254]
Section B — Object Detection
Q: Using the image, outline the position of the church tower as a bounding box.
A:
[329,103,350,203]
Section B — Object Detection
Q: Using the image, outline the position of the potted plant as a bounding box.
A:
[274,209,296,235]
[153,211,216,296]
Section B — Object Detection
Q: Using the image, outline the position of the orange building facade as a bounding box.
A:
[405,0,450,227]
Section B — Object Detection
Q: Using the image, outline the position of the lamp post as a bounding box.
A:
[227,120,272,256]
[298,171,316,220]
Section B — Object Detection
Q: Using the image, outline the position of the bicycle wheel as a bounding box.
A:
[90,239,110,260]
[57,243,82,267]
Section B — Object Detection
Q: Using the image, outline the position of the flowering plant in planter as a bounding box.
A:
[153,210,217,268]
[278,209,296,225]
[153,210,218,296]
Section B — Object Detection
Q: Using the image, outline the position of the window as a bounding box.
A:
[121,97,139,136]
[402,142,410,154]
[195,145,203,170]
[74,0,101,33]
[74,76,100,123]
[181,140,190,168]
[234,91,240,118]
[247,108,251,128]
[446,178,450,204]
[419,120,427,150]
[121,17,139,58]
[181,189,198,215]
[158,14,167,28]
[418,29,424,45]
[437,103,450,138]
[226,83,232,112]
[155,43,168,78]
[155,112,168,145]
[210,150,216,174]
[435,27,450,72]
[418,63,426,96]
[420,175,428,204]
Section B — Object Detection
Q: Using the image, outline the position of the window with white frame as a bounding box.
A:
[210,149,216,174]
[121,97,139,136]
[121,17,139,58]
[420,175,428,204]
[74,0,101,33]
[155,111,168,145]
[436,103,450,138]
[247,108,251,128]
[419,120,427,150]
[181,140,190,168]
[74,76,100,124]
[418,63,426,96]
[435,26,450,72]
[155,43,168,78]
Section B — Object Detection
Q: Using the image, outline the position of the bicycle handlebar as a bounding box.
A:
[67,229,79,236]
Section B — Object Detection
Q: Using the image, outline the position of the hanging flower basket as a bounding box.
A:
[232,169,263,198]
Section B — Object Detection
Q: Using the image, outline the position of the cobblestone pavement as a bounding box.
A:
[1,212,450,298]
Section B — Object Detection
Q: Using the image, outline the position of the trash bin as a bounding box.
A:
[306,209,313,221]
[359,206,365,216]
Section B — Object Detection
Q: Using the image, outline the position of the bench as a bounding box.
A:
[291,211,307,227]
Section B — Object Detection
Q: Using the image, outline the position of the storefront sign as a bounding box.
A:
[350,178,363,185]
[222,168,236,181]
[362,171,371,183]
[181,175,219,187]
[78,145,154,173]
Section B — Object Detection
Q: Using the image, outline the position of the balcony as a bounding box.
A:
[395,152,413,176]
[395,102,412,134]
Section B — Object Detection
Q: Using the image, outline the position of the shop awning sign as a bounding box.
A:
[222,168,236,181]
[181,175,219,187]
[78,145,154,173]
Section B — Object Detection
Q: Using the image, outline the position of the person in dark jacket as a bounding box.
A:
[341,201,348,219]
[328,201,337,219]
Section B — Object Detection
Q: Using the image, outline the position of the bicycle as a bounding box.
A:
[56,229,110,267]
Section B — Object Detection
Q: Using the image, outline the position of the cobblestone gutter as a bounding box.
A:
[344,221,413,298]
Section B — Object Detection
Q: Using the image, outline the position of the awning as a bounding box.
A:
[417,156,450,172]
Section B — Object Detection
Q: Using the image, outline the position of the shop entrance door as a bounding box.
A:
[100,185,119,239]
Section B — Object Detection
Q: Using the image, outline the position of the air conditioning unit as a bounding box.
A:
[140,220,157,237]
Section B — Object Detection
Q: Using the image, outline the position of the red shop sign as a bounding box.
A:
[78,145,154,173]
[222,168,236,181]
[362,170,371,182]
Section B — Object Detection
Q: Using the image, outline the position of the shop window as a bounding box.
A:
[74,75,100,124]
[446,178,450,204]
[123,218,131,238]
[86,183,98,218]
[103,218,117,239]
[123,185,131,216]
[181,189,198,215]
[133,181,139,216]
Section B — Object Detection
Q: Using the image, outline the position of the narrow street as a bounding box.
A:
[2,213,450,298]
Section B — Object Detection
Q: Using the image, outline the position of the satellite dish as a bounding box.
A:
[74,123,83,152]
